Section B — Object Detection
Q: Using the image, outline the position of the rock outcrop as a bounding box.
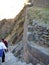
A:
[0,6,26,44]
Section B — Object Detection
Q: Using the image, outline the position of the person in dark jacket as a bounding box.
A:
[0,41,7,63]
[2,39,8,52]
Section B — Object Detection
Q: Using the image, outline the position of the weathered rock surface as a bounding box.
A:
[28,24,49,46]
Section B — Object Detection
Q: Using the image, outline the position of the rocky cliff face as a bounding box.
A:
[0,19,14,39]
[0,6,25,44]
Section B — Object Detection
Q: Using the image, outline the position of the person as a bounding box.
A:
[0,49,3,64]
[0,41,7,63]
[2,39,8,52]
[2,51,5,62]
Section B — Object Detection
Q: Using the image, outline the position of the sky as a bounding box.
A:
[0,0,27,20]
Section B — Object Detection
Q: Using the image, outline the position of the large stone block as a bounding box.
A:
[27,43,49,65]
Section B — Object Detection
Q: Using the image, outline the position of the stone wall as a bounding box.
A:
[23,21,49,64]
[26,43,49,65]
[30,0,49,7]
[28,24,49,46]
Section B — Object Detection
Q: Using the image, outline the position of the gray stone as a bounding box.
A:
[27,43,49,65]
[0,58,2,65]
[37,63,41,65]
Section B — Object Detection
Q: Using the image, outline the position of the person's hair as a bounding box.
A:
[2,38,4,41]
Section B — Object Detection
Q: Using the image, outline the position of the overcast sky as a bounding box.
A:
[0,0,26,20]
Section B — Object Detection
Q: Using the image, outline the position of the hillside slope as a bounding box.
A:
[0,6,25,44]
